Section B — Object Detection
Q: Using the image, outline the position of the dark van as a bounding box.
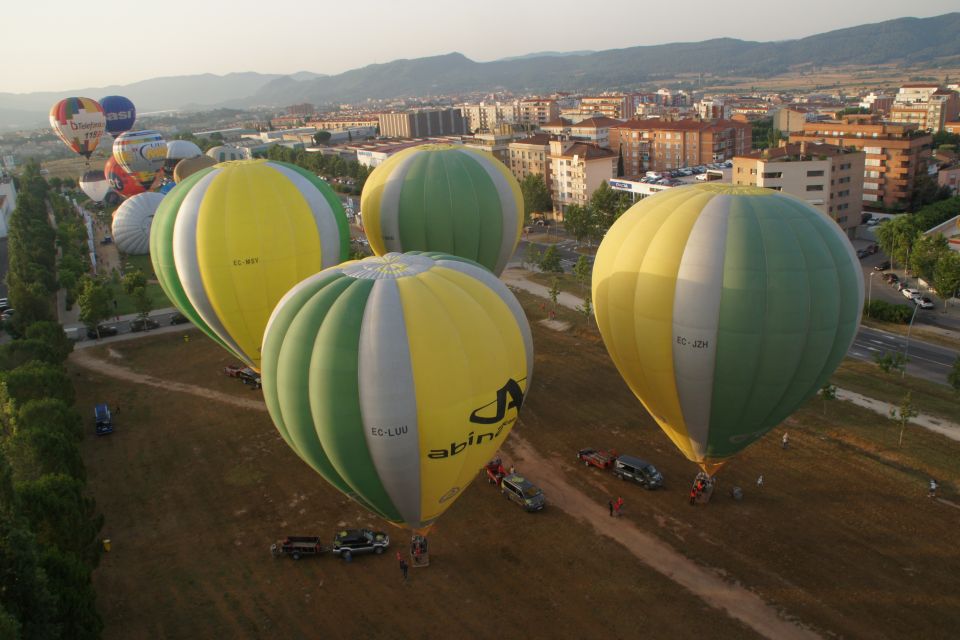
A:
[612,455,663,489]
[94,404,113,435]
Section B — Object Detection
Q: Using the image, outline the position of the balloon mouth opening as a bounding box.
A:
[698,460,727,476]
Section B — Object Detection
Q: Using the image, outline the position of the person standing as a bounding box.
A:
[608,499,614,517]
[782,432,789,449]
[614,496,624,517]
[928,479,938,498]
[756,475,764,488]
[399,559,408,583]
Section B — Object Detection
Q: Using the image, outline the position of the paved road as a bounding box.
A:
[848,325,958,385]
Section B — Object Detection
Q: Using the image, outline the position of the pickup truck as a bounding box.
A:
[577,448,618,469]
[332,529,389,561]
[270,536,328,560]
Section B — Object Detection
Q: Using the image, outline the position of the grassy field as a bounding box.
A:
[73,291,960,639]
[109,254,172,315]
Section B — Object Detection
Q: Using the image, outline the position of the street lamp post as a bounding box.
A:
[867,272,875,317]
[901,301,922,379]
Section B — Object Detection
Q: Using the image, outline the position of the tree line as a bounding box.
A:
[1,162,104,639]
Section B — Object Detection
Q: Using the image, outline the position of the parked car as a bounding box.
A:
[129,318,160,332]
[86,325,118,339]
[612,454,664,489]
[897,281,910,291]
[901,288,920,300]
[170,312,190,325]
[856,249,870,259]
[874,261,891,271]
[868,244,879,254]
[1,309,14,321]
[500,473,546,512]
[915,297,935,309]
[331,529,389,561]
[0,297,8,311]
[885,273,899,284]
[94,403,113,435]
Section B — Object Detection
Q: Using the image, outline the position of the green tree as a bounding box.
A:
[520,174,552,224]
[1,361,75,406]
[563,204,598,246]
[24,322,74,364]
[18,399,83,442]
[539,245,563,273]
[820,383,837,415]
[874,216,916,275]
[616,145,624,177]
[932,251,960,312]
[548,278,560,310]
[908,233,948,282]
[15,474,102,563]
[0,514,58,640]
[77,277,113,336]
[121,269,147,294]
[948,356,960,397]
[40,547,103,640]
[577,293,593,330]
[572,256,592,292]
[889,392,919,447]
[313,131,332,145]
[524,245,541,270]
[874,351,907,375]
[589,181,629,230]
[0,340,60,370]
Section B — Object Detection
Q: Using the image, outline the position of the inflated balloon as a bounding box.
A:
[206,145,249,162]
[261,252,533,531]
[172,155,216,183]
[361,144,522,275]
[111,192,163,255]
[165,139,202,172]
[592,184,863,474]
[150,159,349,370]
[79,170,110,202]
[49,97,105,159]
[99,95,136,137]
[104,157,146,199]
[113,130,166,189]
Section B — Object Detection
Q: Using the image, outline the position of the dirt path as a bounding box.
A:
[71,348,267,412]
[501,435,823,640]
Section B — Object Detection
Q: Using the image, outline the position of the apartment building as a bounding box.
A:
[732,142,865,237]
[307,116,381,131]
[580,95,632,120]
[461,132,516,165]
[378,109,467,138]
[788,115,932,209]
[696,97,730,121]
[859,92,894,114]
[518,99,560,127]
[458,101,519,132]
[773,107,812,134]
[608,119,752,176]
[508,133,553,185]
[548,140,616,216]
[889,84,960,132]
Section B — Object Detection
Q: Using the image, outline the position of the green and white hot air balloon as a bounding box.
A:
[360,144,523,275]
[261,252,533,532]
[592,184,863,474]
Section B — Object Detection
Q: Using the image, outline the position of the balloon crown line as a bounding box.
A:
[342,253,435,280]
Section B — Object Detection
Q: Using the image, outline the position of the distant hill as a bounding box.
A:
[2,13,958,128]
[495,50,595,62]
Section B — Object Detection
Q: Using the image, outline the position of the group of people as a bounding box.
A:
[689,472,714,505]
[607,496,624,517]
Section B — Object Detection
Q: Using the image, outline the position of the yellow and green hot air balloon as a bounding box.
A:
[261,252,533,532]
[150,159,349,370]
[361,144,523,275]
[592,184,863,474]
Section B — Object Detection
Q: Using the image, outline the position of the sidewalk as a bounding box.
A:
[500,266,960,441]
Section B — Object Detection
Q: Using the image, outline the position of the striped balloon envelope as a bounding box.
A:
[49,97,106,159]
[261,252,533,532]
[361,144,523,275]
[172,155,216,183]
[592,184,863,474]
[113,130,167,189]
[112,192,163,255]
[150,160,349,370]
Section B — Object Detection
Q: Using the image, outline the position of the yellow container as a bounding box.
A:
[102,539,112,552]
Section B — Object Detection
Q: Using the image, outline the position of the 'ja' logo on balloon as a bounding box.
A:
[469,378,525,425]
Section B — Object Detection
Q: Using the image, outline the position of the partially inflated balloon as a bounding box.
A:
[206,145,249,162]
[113,130,166,189]
[592,184,863,474]
[150,159,350,370]
[261,252,533,531]
[165,140,202,172]
[99,95,136,137]
[79,170,110,202]
[104,157,146,198]
[361,144,522,275]
[172,155,216,183]
[112,192,163,255]
[49,98,105,159]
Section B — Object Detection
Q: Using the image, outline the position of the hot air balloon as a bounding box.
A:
[49,98,105,159]
[79,170,110,203]
[113,130,166,189]
[172,155,216,183]
[104,156,146,199]
[592,184,863,474]
[150,159,349,370]
[206,145,250,162]
[99,95,136,137]
[361,144,522,275]
[112,192,163,255]
[261,252,533,531]
[165,139,202,172]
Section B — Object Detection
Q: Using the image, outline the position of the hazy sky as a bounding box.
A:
[6,0,958,94]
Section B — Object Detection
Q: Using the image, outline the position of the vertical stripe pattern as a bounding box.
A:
[361,144,523,275]
[593,184,863,471]
[261,252,533,530]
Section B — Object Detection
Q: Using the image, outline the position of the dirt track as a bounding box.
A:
[72,348,820,640]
